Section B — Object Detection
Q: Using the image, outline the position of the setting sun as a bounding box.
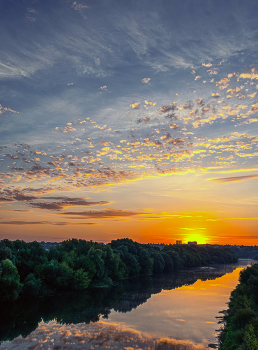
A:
[182,229,209,245]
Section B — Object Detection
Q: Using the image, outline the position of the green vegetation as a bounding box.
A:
[219,263,258,350]
[0,238,237,301]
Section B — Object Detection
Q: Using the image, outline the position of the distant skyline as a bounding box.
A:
[1,0,258,245]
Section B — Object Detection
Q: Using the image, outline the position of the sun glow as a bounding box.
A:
[182,229,208,245]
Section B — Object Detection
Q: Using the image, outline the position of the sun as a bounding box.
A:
[184,230,208,245]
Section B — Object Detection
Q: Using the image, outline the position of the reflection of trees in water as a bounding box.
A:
[0,263,238,342]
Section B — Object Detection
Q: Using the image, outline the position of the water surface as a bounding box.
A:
[0,260,254,350]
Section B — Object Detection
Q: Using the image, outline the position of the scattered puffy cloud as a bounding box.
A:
[239,68,258,80]
[55,125,76,133]
[144,100,156,107]
[169,124,180,129]
[130,102,140,109]
[248,102,258,114]
[159,105,178,113]
[0,104,19,115]
[216,77,230,89]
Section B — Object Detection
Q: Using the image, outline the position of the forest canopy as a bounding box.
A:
[0,238,237,301]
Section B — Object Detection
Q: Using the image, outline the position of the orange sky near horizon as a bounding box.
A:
[1,171,257,245]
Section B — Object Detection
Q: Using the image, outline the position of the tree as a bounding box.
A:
[0,259,23,301]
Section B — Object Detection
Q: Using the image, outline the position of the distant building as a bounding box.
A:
[176,240,182,245]
[188,241,197,245]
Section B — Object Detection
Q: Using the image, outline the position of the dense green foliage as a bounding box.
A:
[0,238,237,301]
[219,263,258,350]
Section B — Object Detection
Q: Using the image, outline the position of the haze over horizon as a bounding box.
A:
[1,0,258,245]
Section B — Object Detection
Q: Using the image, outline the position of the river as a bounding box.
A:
[0,260,254,350]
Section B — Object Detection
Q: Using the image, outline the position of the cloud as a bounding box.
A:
[0,189,110,212]
[142,78,151,83]
[144,100,156,107]
[3,154,19,160]
[55,125,76,133]
[0,220,96,225]
[60,209,150,219]
[0,220,48,225]
[210,174,258,183]
[195,98,204,105]
[169,124,180,129]
[0,189,38,202]
[26,8,37,22]
[136,117,150,124]
[239,68,258,80]
[30,197,110,211]
[0,197,15,202]
[180,101,194,110]
[216,77,230,89]
[72,2,88,11]
[130,102,140,109]
[166,138,185,146]
[159,105,178,113]
[248,102,258,114]
[0,104,19,115]
[5,209,32,212]
[202,63,212,67]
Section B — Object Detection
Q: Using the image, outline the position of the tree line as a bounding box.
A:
[0,238,237,301]
[219,263,258,350]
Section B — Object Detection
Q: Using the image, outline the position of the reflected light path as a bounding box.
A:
[0,262,253,350]
[104,267,246,347]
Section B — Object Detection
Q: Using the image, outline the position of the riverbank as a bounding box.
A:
[219,262,258,349]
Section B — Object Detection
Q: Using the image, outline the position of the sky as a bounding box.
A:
[1,0,258,245]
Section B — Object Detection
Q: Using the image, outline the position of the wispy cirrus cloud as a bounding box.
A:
[209,174,258,183]
[0,220,96,225]
[30,197,110,211]
[0,189,110,211]
[60,209,151,219]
